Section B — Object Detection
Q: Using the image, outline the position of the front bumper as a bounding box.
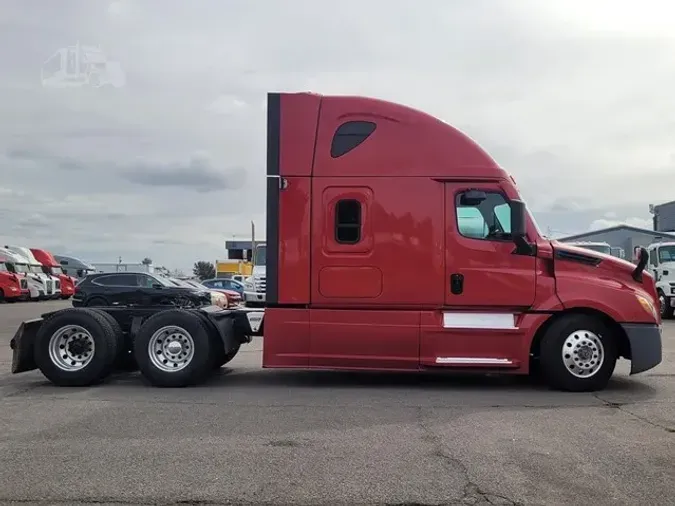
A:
[244,291,266,303]
[621,323,663,374]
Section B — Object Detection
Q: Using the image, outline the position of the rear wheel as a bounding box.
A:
[87,309,137,371]
[33,308,119,386]
[539,314,618,392]
[134,309,215,387]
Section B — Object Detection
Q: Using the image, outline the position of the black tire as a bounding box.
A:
[213,342,240,369]
[539,314,618,392]
[87,308,137,371]
[134,309,215,387]
[33,308,119,387]
[658,290,674,319]
[86,296,108,307]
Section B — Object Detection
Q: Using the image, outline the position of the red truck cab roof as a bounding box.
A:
[30,248,59,267]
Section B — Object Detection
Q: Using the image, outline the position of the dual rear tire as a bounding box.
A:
[33,308,241,388]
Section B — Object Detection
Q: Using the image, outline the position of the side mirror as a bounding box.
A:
[510,199,527,238]
[460,190,487,206]
[510,199,536,256]
[152,283,163,289]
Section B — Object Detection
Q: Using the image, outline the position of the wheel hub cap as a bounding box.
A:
[166,340,183,355]
[48,325,96,371]
[561,330,605,378]
[148,326,195,373]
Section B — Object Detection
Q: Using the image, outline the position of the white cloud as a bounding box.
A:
[0,0,673,269]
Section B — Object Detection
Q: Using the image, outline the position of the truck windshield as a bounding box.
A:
[13,263,29,273]
[658,245,675,263]
[29,265,43,274]
[51,266,63,275]
[254,246,266,266]
[0,263,7,272]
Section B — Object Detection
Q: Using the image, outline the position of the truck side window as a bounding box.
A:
[331,121,376,158]
[649,249,657,266]
[335,199,362,244]
[456,191,512,241]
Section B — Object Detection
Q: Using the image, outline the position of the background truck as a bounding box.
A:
[645,241,675,319]
[5,245,61,299]
[30,248,75,300]
[243,243,266,307]
[9,91,662,392]
[0,251,28,302]
[54,254,97,280]
[1,247,47,300]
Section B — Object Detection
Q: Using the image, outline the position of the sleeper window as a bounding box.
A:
[456,191,512,240]
[331,121,376,158]
[335,199,362,244]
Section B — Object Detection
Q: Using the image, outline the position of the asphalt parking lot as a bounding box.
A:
[0,301,673,506]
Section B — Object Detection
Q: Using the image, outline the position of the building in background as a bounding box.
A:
[651,200,675,232]
[559,225,675,261]
[91,262,154,274]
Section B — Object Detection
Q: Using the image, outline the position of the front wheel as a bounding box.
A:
[658,291,674,319]
[539,314,618,392]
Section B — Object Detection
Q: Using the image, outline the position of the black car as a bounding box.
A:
[72,272,212,308]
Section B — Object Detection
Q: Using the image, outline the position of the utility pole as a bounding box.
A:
[251,220,256,264]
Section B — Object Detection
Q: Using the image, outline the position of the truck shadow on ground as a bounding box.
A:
[2,368,657,403]
[204,367,657,396]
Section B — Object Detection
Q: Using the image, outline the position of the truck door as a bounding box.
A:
[444,183,536,308]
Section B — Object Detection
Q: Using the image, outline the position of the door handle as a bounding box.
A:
[450,273,464,295]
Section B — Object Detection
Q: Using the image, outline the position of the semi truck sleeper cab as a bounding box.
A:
[261,91,662,392]
[8,91,662,392]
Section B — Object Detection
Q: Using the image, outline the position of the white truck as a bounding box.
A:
[645,241,675,319]
[243,243,266,307]
[4,245,61,299]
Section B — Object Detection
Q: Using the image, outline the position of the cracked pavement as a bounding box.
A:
[0,301,673,506]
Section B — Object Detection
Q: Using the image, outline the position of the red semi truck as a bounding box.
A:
[0,250,28,302]
[10,91,662,392]
[30,248,75,300]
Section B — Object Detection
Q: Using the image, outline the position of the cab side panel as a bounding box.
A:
[309,176,445,306]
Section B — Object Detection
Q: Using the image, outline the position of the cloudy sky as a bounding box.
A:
[0,0,673,271]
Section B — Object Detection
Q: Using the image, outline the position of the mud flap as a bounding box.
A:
[10,318,44,374]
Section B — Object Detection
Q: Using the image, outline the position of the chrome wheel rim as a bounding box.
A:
[48,325,96,371]
[659,294,666,316]
[562,330,604,378]
[148,325,194,372]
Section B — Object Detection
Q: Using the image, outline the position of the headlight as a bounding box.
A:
[244,281,254,290]
[636,294,658,320]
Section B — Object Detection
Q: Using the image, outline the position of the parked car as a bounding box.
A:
[166,277,228,308]
[201,277,245,296]
[183,279,243,306]
[72,272,212,308]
